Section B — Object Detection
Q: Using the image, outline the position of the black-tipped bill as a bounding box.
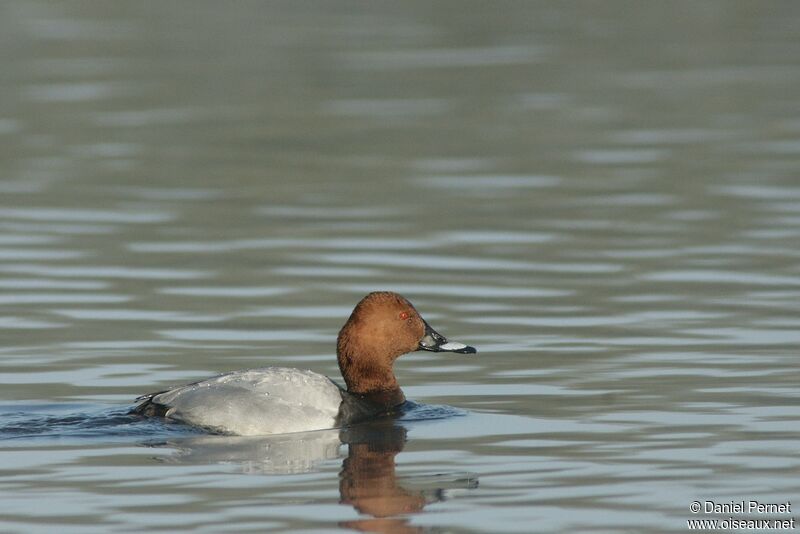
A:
[418,321,477,354]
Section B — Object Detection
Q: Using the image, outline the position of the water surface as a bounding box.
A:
[1,1,800,532]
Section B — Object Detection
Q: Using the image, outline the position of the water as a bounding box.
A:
[1,1,800,532]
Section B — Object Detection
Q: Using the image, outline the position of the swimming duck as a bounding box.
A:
[132,291,476,435]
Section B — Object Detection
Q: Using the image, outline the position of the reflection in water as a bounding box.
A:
[160,428,343,475]
[156,419,476,532]
[339,422,431,534]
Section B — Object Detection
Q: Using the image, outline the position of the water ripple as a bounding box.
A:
[0,265,212,280]
[159,329,329,342]
[0,207,173,224]
[315,252,622,273]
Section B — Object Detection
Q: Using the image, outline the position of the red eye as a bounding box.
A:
[399,311,409,320]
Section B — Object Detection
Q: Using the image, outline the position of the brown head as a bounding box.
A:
[336,291,476,403]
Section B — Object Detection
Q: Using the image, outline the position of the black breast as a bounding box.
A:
[335,388,406,427]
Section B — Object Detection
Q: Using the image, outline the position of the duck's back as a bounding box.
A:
[136,367,344,436]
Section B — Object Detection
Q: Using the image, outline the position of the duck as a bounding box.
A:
[132,291,476,435]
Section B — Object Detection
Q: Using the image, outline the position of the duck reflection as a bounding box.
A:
[153,418,476,531]
[153,426,343,474]
[338,421,427,533]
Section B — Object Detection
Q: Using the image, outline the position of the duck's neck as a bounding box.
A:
[340,359,406,408]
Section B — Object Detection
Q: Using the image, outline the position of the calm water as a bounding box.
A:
[1,1,800,532]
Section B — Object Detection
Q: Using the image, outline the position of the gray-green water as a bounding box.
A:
[1,2,800,532]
